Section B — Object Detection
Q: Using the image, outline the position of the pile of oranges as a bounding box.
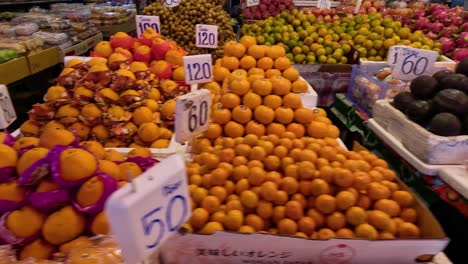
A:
[199,36,340,140]
[183,37,422,240]
[185,134,421,240]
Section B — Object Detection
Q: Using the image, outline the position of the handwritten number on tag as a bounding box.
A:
[401,55,428,75]
[187,62,211,82]
[188,100,208,132]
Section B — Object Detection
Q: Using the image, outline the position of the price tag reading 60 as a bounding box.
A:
[136,15,161,37]
[105,155,190,263]
[183,54,213,84]
[0,85,16,129]
[175,89,211,143]
[392,47,438,81]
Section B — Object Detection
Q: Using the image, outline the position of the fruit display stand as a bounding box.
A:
[359,56,457,74]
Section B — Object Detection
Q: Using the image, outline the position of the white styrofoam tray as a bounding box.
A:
[367,119,465,176]
[298,76,318,109]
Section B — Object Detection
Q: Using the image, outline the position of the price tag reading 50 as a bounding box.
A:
[175,89,211,143]
[196,24,218,49]
[392,47,438,81]
[136,15,160,37]
[0,85,16,129]
[105,155,190,263]
[183,54,213,84]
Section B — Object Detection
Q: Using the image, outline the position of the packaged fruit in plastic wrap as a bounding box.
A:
[0,130,160,261]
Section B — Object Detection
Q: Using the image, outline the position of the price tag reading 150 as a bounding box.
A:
[196,24,218,49]
[183,54,213,84]
[392,47,438,81]
[175,89,211,143]
[0,85,16,129]
[135,15,161,37]
[105,155,190,263]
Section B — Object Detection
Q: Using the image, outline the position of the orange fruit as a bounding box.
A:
[368,182,391,200]
[310,179,330,196]
[240,190,259,209]
[240,36,256,49]
[228,43,247,58]
[212,106,232,125]
[252,78,272,96]
[282,93,303,109]
[248,67,264,76]
[291,79,309,93]
[211,167,229,186]
[307,121,330,138]
[204,123,222,139]
[245,121,265,137]
[274,107,294,125]
[272,206,286,223]
[260,182,278,202]
[294,108,314,124]
[239,55,257,70]
[220,93,241,109]
[265,69,282,78]
[274,190,289,206]
[248,45,267,59]
[280,176,299,195]
[224,121,245,138]
[315,194,336,214]
[355,223,378,239]
[278,218,297,235]
[400,208,417,223]
[270,76,291,96]
[245,214,265,231]
[231,105,253,124]
[284,200,304,220]
[243,92,262,109]
[327,212,346,230]
[297,216,316,235]
[282,68,300,82]
[367,210,392,231]
[336,191,357,210]
[307,209,325,228]
[222,56,240,70]
[265,171,282,185]
[266,45,286,59]
[286,123,306,138]
[257,57,274,70]
[374,199,401,217]
[346,206,367,226]
[201,196,220,213]
[223,209,244,231]
[248,166,266,186]
[298,160,316,180]
[315,228,336,240]
[336,228,355,238]
[230,78,250,96]
[263,95,283,109]
[397,222,420,238]
[353,171,371,190]
[333,168,354,188]
[254,105,275,125]
[274,56,291,70]
[213,66,231,82]
[392,191,414,207]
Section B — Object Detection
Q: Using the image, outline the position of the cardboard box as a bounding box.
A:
[26,46,61,74]
[160,181,448,264]
[0,57,31,85]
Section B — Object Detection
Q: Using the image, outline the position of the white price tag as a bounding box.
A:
[317,0,332,9]
[392,47,438,81]
[105,155,190,263]
[162,0,180,7]
[246,0,260,7]
[175,89,211,143]
[136,15,160,37]
[0,85,16,129]
[387,45,406,67]
[354,0,362,14]
[183,54,213,84]
[196,24,218,49]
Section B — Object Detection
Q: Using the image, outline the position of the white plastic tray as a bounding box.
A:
[298,76,318,109]
[367,119,465,176]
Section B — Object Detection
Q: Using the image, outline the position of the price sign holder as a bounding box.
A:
[175,89,211,143]
[392,47,438,81]
[0,85,16,129]
[105,155,190,263]
[163,0,180,7]
[183,54,213,84]
[196,24,218,49]
[246,0,260,7]
[317,0,332,9]
[136,15,161,37]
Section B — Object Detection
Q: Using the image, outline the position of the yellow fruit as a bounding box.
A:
[42,206,85,245]
[223,209,244,231]
[240,190,259,208]
[199,221,224,234]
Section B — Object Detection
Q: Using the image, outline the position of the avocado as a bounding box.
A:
[439,73,468,92]
[455,58,468,77]
[405,100,434,125]
[433,69,454,83]
[410,75,439,99]
[433,89,468,115]
[427,112,462,136]
[392,91,415,113]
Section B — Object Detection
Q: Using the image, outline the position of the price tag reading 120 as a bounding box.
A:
[392,47,438,81]
[0,85,16,129]
[175,89,211,143]
[196,24,218,49]
[105,155,190,263]
[183,54,213,84]
[135,15,160,37]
